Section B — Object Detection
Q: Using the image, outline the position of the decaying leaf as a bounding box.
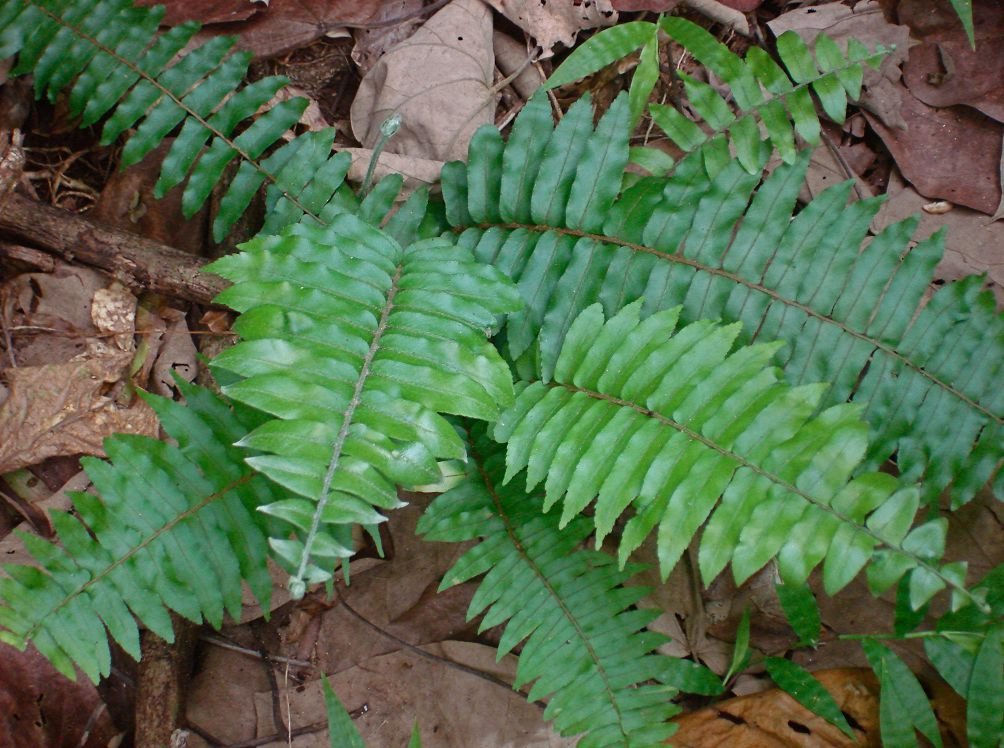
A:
[864,84,1003,215]
[0,352,159,474]
[0,643,120,748]
[900,0,1004,122]
[350,0,496,165]
[873,169,1004,304]
[671,667,964,747]
[483,0,618,58]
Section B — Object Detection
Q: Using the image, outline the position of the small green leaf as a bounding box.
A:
[967,626,1004,748]
[776,31,818,83]
[765,658,855,739]
[724,608,751,684]
[628,31,660,126]
[545,21,655,90]
[322,675,365,748]
[776,583,821,646]
[408,721,423,748]
[862,639,943,748]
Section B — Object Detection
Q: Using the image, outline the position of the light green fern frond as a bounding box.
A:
[206,212,522,596]
[543,16,885,175]
[654,17,885,174]
[445,92,1003,508]
[0,0,353,239]
[495,301,978,613]
[417,427,721,747]
[0,380,279,682]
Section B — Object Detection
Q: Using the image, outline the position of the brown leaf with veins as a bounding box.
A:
[0,351,159,474]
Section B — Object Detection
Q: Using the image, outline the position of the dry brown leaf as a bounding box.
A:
[0,352,159,473]
[671,668,882,747]
[350,0,430,75]
[133,0,262,27]
[899,0,1004,122]
[342,147,448,191]
[0,642,121,748]
[768,1,912,130]
[138,0,384,59]
[0,266,106,366]
[350,0,495,166]
[864,85,1003,215]
[483,0,618,58]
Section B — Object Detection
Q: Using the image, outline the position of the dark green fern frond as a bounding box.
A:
[543,16,885,175]
[206,213,522,597]
[0,0,353,240]
[495,301,979,613]
[654,17,885,174]
[445,92,1004,508]
[0,380,279,682]
[417,427,721,747]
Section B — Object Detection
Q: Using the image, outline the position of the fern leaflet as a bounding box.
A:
[495,301,977,611]
[206,212,521,596]
[0,0,353,239]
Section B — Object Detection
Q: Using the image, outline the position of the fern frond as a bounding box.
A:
[656,18,885,174]
[446,91,1004,508]
[206,213,522,596]
[0,381,278,682]
[417,427,721,747]
[495,301,979,613]
[0,0,353,239]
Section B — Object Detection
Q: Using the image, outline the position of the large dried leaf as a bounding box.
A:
[350,0,495,164]
[864,83,1003,215]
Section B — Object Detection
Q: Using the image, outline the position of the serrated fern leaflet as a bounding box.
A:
[495,301,978,609]
[0,381,278,682]
[0,0,352,239]
[206,213,521,595]
[417,427,722,747]
[445,91,1004,508]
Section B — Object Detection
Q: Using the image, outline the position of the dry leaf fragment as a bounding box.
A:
[0,352,159,474]
[483,0,618,58]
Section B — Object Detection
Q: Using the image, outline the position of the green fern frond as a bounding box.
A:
[205,213,522,596]
[0,380,278,682]
[655,17,885,174]
[543,16,884,175]
[495,300,978,612]
[446,91,1004,508]
[0,0,354,240]
[417,427,721,747]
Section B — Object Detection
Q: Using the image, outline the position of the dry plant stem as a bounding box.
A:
[0,192,227,305]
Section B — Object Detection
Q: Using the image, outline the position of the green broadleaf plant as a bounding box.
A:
[0,1,1001,746]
